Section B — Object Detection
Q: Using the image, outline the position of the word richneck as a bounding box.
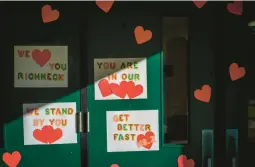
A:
[17,72,64,81]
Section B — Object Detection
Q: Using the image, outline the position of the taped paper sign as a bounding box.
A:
[106,110,159,152]
[14,46,68,87]
[94,58,147,100]
[23,102,77,145]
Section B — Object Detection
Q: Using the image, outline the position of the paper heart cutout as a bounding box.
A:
[95,0,114,13]
[110,82,127,99]
[134,26,152,44]
[229,63,246,81]
[111,164,119,167]
[125,81,143,99]
[41,5,60,23]
[193,0,207,8]
[32,49,51,67]
[2,151,21,167]
[177,155,195,167]
[194,85,211,103]
[227,1,243,16]
[98,79,113,97]
[137,131,155,149]
[33,125,63,144]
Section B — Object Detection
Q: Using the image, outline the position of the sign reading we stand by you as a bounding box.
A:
[94,58,147,100]
[14,46,68,88]
[23,102,77,145]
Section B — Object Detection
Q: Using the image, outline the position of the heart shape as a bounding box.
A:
[177,155,195,167]
[134,26,152,44]
[194,85,211,103]
[229,63,246,81]
[41,5,60,23]
[125,81,143,99]
[2,151,21,167]
[110,82,127,99]
[32,49,51,67]
[95,0,114,13]
[193,0,207,9]
[137,131,155,149]
[33,125,63,144]
[227,1,243,16]
[110,164,119,167]
[98,79,113,97]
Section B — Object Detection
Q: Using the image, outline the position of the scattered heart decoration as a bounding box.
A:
[229,63,246,81]
[2,151,21,167]
[226,0,243,16]
[192,0,207,9]
[41,5,60,23]
[33,125,63,144]
[95,0,114,13]
[110,164,119,167]
[137,131,155,149]
[32,49,51,67]
[134,26,152,44]
[194,85,211,103]
[177,155,195,167]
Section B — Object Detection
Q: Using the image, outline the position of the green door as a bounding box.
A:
[87,2,215,167]
[0,2,83,167]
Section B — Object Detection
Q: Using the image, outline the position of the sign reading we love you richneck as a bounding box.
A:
[14,46,68,88]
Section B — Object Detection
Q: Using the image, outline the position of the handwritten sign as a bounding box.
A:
[94,58,147,100]
[23,102,77,145]
[14,46,68,87]
[106,110,159,152]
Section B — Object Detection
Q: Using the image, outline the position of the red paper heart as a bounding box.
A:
[110,82,127,99]
[98,79,113,97]
[33,125,62,144]
[95,0,114,13]
[125,81,143,99]
[32,49,51,67]
[193,1,207,9]
[227,1,243,16]
[2,151,21,167]
[41,5,60,23]
[137,131,155,149]
[134,26,152,44]
[194,85,211,103]
[177,155,195,167]
[229,63,246,81]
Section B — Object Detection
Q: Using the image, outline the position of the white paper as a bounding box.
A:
[106,110,159,152]
[94,58,147,100]
[23,102,77,145]
[14,46,68,88]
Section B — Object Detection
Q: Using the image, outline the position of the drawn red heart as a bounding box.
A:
[194,85,211,103]
[137,131,155,149]
[177,155,195,167]
[32,49,51,67]
[193,0,207,9]
[98,79,113,97]
[125,81,143,99]
[110,164,119,167]
[110,82,127,99]
[33,125,63,144]
[2,151,21,167]
[229,63,246,81]
[95,0,114,13]
[227,1,243,16]
[134,26,152,44]
[41,5,60,23]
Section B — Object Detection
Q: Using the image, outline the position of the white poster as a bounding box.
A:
[106,110,159,152]
[14,46,68,88]
[23,102,77,145]
[94,58,147,100]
